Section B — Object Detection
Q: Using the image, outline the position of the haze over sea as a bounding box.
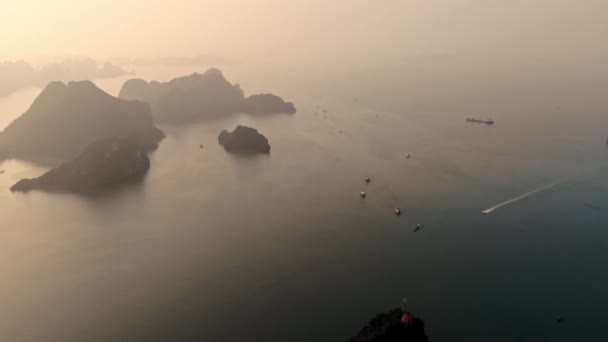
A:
[1,60,607,341]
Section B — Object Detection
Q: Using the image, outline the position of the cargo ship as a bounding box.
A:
[466,117,494,124]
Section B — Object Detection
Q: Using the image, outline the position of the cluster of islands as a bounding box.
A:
[0,67,428,341]
[0,68,293,194]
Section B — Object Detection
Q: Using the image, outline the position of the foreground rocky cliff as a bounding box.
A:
[348,308,428,342]
[11,136,151,194]
[0,80,164,165]
[118,68,295,123]
[218,125,270,154]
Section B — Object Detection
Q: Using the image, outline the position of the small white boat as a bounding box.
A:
[394,208,401,216]
[414,224,422,232]
[364,176,371,183]
[360,191,366,198]
[405,154,410,158]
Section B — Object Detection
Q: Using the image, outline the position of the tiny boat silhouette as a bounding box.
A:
[0,169,4,174]
[360,191,366,198]
[364,176,371,183]
[394,208,401,216]
[414,224,422,232]
[200,144,204,148]
[405,153,410,158]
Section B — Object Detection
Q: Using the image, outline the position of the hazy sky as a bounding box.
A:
[1,0,607,65]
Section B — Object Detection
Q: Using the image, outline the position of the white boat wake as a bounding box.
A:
[482,179,568,215]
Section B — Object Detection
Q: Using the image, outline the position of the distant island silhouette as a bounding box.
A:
[0,58,130,97]
[0,80,164,165]
[218,125,271,154]
[11,136,152,194]
[118,68,296,124]
[110,54,238,67]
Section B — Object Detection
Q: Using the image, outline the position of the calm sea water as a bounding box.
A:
[1,64,607,341]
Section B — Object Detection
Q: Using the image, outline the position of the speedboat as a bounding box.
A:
[394,208,401,216]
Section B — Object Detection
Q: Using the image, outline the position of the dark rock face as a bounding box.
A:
[0,80,165,165]
[118,68,295,123]
[218,125,270,154]
[348,309,428,342]
[11,136,151,194]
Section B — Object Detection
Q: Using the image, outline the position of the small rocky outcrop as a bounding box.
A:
[244,94,296,114]
[0,80,164,165]
[348,308,428,342]
[118,68,296,123]
[218,125,270,154]
[11,136,151,194]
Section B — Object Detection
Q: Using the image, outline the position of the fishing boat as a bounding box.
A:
[414,224,422,232]
[364,176,371,183]
[394,208,401,216]
[360,191,366,198]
